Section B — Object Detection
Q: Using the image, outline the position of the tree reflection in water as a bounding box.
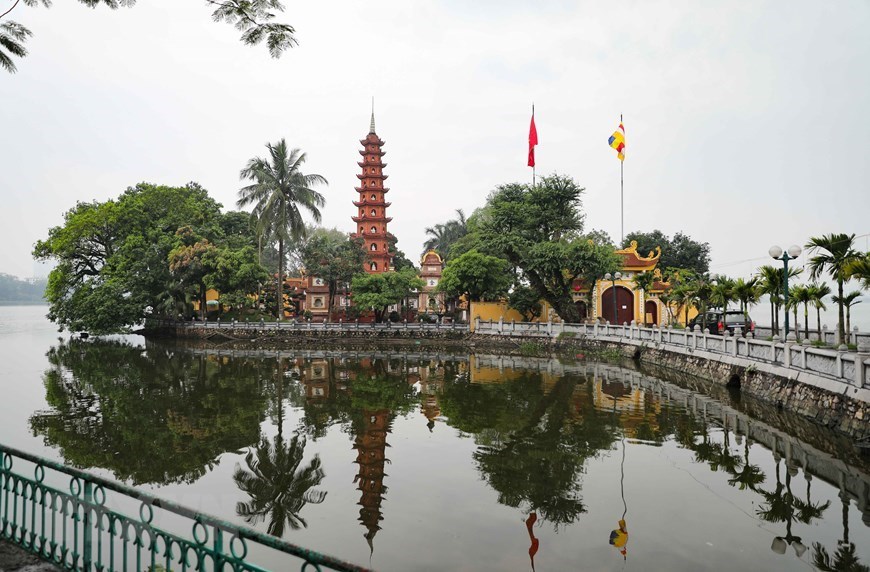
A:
[233,433,327,537]
[233,357,327,537]
[30,339,267,485]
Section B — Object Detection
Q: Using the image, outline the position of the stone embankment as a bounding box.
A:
[472,319,870,441]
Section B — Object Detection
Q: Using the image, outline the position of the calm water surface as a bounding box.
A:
[2,305,870,571]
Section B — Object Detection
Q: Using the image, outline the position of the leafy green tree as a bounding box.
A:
[351,269,424,322]
[168,229,220,320]
[237,140,327,320]
[477,174,619,323]
[806,233,861,344]
[508,285,542,321]
[33,183,228,333]
[808,282,832,341]
[386,235,416,272]
[622,230,711,275]
[1,0,297,74]
[758,265,800,336]
[300,229,366,321]
[438,250,511,302]
[710,277,736,315]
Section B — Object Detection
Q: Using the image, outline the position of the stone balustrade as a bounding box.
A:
[474,318,870,392]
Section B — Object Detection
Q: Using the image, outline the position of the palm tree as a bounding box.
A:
[423,209,468,259]
[812,543,870,572]
[789,285,813,342]
[733,277,760,315]
[710,276,736,315]
[233,432,327,537]
[237,140,327,320]
[0,20,30,73]
[808,282,832,342]
[832,291,862,345]
[847,254,870,289]
[806,233,861,344]
[759,266,783,336]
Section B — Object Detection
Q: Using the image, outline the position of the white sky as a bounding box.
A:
[1,0,869,327]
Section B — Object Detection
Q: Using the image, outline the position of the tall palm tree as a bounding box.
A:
[806,233,861,344]
[812,543,870,572]
[237,140,327,320]
[808,282,831,342]
[789,285,813,342]
[733,277,760,315]
[422,209,468,259]
[759,266,783,336]
[710,276,736,315]
[832,291,862,345]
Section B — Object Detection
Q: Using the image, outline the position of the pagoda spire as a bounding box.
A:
[369,97,376,134]
[352,104,393,274]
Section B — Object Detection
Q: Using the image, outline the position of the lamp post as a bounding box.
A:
[769,244,802,340]
[604,272,622,324]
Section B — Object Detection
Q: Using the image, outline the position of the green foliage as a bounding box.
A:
[30,339,267,485]
[2,0,297,74]
[301,228,366,320]
[33,182,259,333]
[351,269,424,322]
[806,233,862,343]
[438,249,511,302]
[477,174,619,323]
[238,140,327,319]
[0,273,46,303]
[622,230,711,275]
[423,209,468,260]
[846,253,870,290]
[508,284,542,321]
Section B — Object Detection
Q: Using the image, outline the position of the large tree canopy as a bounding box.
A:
[33,182,263,333]
[622,229,711,275]
[438,249,511,302]
[476,174,619,323]
[300,228,366,321]
[351,269,424,323]
[1,0,297,73]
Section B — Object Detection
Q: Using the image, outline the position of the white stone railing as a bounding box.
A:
[146,318,470,333]
[473,318,870,390]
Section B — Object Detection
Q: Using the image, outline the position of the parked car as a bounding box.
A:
[687,311,755,336]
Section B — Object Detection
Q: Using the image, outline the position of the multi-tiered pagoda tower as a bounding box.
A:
[351,112,393,273]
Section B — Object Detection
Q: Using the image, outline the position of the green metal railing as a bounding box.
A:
[0,444,372,572]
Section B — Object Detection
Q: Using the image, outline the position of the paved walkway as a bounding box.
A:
[0,542,57,572]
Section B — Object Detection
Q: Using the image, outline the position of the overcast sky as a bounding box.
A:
[2,0,868,326]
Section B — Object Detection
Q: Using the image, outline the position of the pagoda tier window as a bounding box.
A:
[370,262,377,271]
[370,226,377,233]
[370,209,376,216]
[370,244,377,251]
[360,227,364,233]
[370,194,376,200]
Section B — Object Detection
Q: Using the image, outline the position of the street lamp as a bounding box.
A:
[769,244,802,339]
[604,272,622,324]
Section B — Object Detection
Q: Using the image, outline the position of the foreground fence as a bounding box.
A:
[0,444,370,572]
[474,318,870,391]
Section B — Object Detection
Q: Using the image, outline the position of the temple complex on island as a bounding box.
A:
[351,111,394,274]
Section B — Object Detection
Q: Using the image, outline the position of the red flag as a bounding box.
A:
[528,112,538,167]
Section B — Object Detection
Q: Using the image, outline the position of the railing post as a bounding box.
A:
[857,343,870,387]
[837,345,847,379]
[82,480,94,569]
[498,317,503,334]
[475,317,480,332]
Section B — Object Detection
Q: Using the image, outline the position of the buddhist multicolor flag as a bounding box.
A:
[528,111,538,167]
[608,121,625,161]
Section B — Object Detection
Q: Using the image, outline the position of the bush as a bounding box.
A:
[389,311,401,323]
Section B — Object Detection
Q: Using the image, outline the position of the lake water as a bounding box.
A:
[2,305,870,571]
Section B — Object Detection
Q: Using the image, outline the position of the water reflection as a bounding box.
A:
[30,339,267,485]
[26,339,870,571]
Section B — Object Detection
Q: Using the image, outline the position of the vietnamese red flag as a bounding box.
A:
[528,113,538,167]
